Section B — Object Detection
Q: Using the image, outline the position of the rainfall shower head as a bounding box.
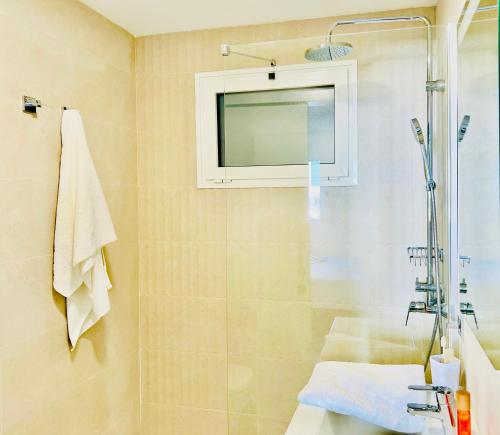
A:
[458,115,471,143]
[305,42,353,61]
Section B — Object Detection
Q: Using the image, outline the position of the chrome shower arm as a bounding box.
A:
[327,16,432,82]
[327,16,432,31]
[326,15,438,296]
[328,15,432,32]
[220,44,277,67]
[328,15,432,27]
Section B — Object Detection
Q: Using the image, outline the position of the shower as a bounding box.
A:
[306,15,446,368]
[220,15,447,368]
[411,117,444,366]
[304,42,352,61]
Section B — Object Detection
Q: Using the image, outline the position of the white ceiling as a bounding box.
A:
[79,0,437,36]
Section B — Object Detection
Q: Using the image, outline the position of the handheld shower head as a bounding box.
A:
[411,118,432,184]
[458,115,471,143]
[305,42,352,62]
[411,118,426,146]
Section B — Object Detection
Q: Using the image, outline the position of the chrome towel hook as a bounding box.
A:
[23,96,41,114]
[22,95,70,115]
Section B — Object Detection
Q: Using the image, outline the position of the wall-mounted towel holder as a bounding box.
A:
[23,96,41,114]
[23,95,70,115]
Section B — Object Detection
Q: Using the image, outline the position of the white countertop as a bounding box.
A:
[286,404,477,435]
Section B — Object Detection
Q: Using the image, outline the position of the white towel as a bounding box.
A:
[298,361,426,434]
[53,110,117,349]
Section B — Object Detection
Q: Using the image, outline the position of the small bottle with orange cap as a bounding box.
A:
[456,389,471,435]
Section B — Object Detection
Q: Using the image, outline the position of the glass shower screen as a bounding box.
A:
[221,23,439,434]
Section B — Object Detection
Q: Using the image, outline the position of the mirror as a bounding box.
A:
[458,1,499,367]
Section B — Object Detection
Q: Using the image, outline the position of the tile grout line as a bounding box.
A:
[134,33,144,435]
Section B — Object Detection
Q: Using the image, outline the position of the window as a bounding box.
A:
[217,86,336,167]
[195,61,357,188]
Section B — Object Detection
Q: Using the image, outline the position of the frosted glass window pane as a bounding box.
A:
[218,86,335,167]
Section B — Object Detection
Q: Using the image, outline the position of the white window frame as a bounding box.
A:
[195,60,357,188]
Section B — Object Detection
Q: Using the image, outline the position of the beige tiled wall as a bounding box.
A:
[0,2,447,435]
[0,1,138,434]
[137,7,435,435]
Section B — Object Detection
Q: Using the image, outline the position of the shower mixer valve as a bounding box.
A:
[460,302,478,329]
[414,277,438,293]
[405,298,446,326]
[460,278,468,294]
[405,301,428,325]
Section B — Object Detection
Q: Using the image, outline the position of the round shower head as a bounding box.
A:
[305,42,353,62]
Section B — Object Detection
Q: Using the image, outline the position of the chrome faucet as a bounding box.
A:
[407,385,456,434]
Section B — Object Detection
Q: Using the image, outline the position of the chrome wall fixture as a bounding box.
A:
[220,44,276,67]
[458,115,471,143]
[305,15,446,368]
[22,96,41,114]
[22,95,70,115]
[407,385,457,431]
[221,15,449,366]
[409,116,444,368]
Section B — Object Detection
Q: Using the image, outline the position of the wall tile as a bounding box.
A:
[139,241,226,297]
[141,349,227,409]
[141,295,226,353]
[0,0,139,433]
[137,6,436,435]
[142,403,227,435]
[0,256,65,349]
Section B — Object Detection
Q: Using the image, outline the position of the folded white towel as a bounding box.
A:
[298,361,426,434]
[53,110,117,349]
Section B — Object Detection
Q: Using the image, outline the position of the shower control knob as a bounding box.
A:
[460,302,478,329]
[460,279,468,294]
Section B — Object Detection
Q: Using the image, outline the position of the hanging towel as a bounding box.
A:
[53,109,117,350]
[298,361,426,433]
